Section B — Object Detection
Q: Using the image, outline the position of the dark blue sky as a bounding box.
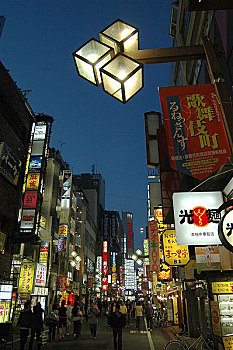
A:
[1,0,173,250]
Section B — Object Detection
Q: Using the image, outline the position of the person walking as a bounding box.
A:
[87,301,100,339]
[119,300,127,325]
[126,300,132,327]
[17,300,32,350]
[48,304,58,341]
[66,301,72,335]
[145,301,153,331]
[135,301,143,331]
[71,302,83,339]
[58,300,67,341]
[28,304,43,350]
[109,303,126,350]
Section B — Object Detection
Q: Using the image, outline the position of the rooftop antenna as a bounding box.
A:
[91,164,95,175]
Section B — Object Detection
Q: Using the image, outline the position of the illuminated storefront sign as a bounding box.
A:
[195,246,221,273]
[163,230,189,266]
[33,125,47,140]
[33,287,48,296]
[173,191,223,245]
[127,217,134,258]
[159,84,232,180]
[119,266,123,286]
[23,191,38,209]
[112,252,117,285]
[29,156,42,170]
[219,208,233,252]
[125,259,135,290]
[58,224,68,236]
[58,275,67,292]
[40,216,46,229]
[57,237,67,252]
[148,220,160,272]
[155,208,167,259]
[26,173,40,190]
[18,263,35,294]
[102,241,108,291]
[212,282,233,294]
[35,264,47,286]
[39,241,49,265]
[20,209,36,230]
[143,239,149,264]
[158,262,172,281]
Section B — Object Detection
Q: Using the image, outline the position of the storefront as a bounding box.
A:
[0,282,13,323]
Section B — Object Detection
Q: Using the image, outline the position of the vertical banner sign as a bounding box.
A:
[163,230,190,266]
[102,241,108,291]
[210,301,221,336]
[155,208,167,259]
[18,263,35,294]
[158,262,172,280]
[39,241,49,265]
[127,215,134,258]
[143,239,149,264]
[159,84,232,180]
[119,266,123,286]
[112,252,116,285]
[58,275,67,292]
[148,220,160,272]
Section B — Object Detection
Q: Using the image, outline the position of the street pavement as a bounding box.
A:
[13,315,175,350]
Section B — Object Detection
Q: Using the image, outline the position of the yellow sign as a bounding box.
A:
[152,272,157,294]
[223,336,233,350]
[18,262,35,294]
[0,302,10,323]
[212,282,233,294]
[173,297,179,324]
[163,230,190,266]
[210,301,221,336]
[26,173,40,190]
[58,224,68,236]
[155,208,167,259]
[40,216,46,229]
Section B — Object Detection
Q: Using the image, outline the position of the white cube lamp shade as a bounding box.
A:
[72,38,114,86]
[99,19,139,54]
[100,53,143,103]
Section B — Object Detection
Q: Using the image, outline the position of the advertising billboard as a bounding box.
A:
[173,191,223,245]
[148,220,160,272]
[159,84,232,180]
[163,230,189,266]
[18,263,35,294]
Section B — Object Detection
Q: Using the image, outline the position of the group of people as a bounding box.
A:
[17,297,156,350]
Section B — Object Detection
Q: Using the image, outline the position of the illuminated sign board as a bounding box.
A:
[58,224,68,236]
[35,264,47,286]
[29,156,42,170]
[18,263,35,294]
[148,220,160,272]
[39,241,49,265]
[163,230,190,266]
[23,191,38,209]
[33,125,47,140]
[26,173,40,190]
[57,237,67,252]
[20,209,36,230]
[173,191,223,245]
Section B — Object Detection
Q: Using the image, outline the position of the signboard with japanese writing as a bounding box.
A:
[33,124,47,140]
[195,246,221,273]
[212,282,233,294]
[158,262,172,281]
[29,156,42,170]
[23,191,38,209]
[210,301,221,336]
[163,230,189,266]
[219,208,233,252]
[18,262,35,294]
[26,173,40,190]
[57,237,67,252]
[58,275,67,292]
[148,220,160,272]
[58,224,68,236]
[35,264,47,286]
[39,241,49,265]
[40,216,46,229]
[173,191,223,245]
[155,208,167,259]
[223,336,233,350]
[20,209,36,230]
[0,142,21,185]
[143,239,149,264]
[159,84,232,180]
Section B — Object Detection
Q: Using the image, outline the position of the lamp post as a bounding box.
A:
[72,19,233,153]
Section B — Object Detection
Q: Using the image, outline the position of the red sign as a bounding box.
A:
[58,275,67,292]
[23,191,38,208]
[102,241,108,290]
[159,84,231,180]
[127,221,134,255]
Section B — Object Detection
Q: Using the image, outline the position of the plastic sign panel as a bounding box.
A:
[155,208,167,259]
[163,230,189,266]
[219,208,233,252]
[20,209,36,230]
[58,275,67,292]
[18,262,35,294]
[35,264,47,286]
[195,246,221,273]
[29,156,42,170]
[57,237,67,252]
[26,173,40,190]
[39,241,49,265]
[159,84,232,180]
[210,301,221,336]
[33,124,47,140]
[23,191,38,209]
[143,239,149,264]
[173,191,223,245]
[148,220,160,272]
[223,336,233,350]
[58,224,68,236]
[158,262,172,281]
[212,282,233,294]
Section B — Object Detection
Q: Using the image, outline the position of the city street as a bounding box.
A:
[13,315,175,350]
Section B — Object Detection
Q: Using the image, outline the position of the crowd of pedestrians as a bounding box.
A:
[16,297,159,350]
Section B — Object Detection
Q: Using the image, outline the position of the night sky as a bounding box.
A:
[1,0,173,250]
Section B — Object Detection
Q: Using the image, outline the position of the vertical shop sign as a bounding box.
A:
[18,263,35,294]
[155,208,167,259]
[158,262,172,280]
[58,275,67,292]
[39,241,49,265]
[35,264,47,286]
[112,252,116,285]
[163,230,190,266]
[148,220,160,272]
[102,241,108,291]
[159,84,232,180]
[210,301,221,336]
[223,336,233,350]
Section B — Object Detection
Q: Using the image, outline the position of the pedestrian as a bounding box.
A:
[58,300,67,341]
[97,298,102,315]
[135,301,143,331]
[132,301,136,318]
[87,301,100,339]
[71,302,83,339]
[109,303,126,350]
[126,300,132,327]
[48,304,58,341]
[28,304,43,350]
[66,300,72,335]
[145,301,153,331]
[17,300,32,350]
[119,300,127,324]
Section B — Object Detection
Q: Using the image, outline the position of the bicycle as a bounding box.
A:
[164,329,215,350]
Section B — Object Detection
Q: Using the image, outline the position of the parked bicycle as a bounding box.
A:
[164,328,215,350]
